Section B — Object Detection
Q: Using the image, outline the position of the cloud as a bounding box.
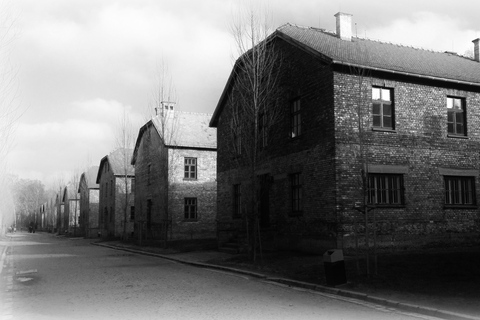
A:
[366,12,478,55]
[8,98,144,185]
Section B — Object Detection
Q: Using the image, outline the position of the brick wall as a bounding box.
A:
[334,70,480,250]
[168,148,217,240]
[134,123,217,242]
[216,37,339,252]
[216,37,480,253]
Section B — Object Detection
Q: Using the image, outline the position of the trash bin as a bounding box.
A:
[323,249,346,286]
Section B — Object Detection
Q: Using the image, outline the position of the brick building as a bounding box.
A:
[210,13,480,253]
[96,148,135,239]
[62,183,81,236]
[131,106,217,244]
[79,166,100,238]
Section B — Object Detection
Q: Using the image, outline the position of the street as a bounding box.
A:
[1,233,438,320]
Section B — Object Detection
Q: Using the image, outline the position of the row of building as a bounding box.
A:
[37,13,480,253]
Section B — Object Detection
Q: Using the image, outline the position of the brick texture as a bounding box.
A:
[215,37,480,253]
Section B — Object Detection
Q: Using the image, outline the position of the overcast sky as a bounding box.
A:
[4,0,480,188]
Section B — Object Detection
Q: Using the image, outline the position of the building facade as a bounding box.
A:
[79,166,100,238]
[132,109,217,244]
[210,13,480,253]
[96,149,135,239]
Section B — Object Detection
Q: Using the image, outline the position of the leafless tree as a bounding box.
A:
[0,1,22,234]
[138,59,180,246]
[228,3,281,261]
[115,106,137,241]
[68,168,82,236]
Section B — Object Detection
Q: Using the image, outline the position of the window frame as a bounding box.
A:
[368,173,405,206]
[444,176,476,207]
[184,158,197,180]
[372,87,394,130]
[290,98,301,139]
[447,96,467,137]
[258,110,268,148]
[184,197,198,221]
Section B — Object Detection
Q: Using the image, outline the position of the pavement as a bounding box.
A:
[89,239,480,320]
[2,233,479,320]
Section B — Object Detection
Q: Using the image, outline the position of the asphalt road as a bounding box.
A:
[0,233,439,320]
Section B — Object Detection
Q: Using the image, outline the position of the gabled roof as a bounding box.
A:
[210,23,480,127]
[62,183,79,201]
[79,166,99,192]
[276,24,480,86]
[132,111,216,165]
[96,148,135,183]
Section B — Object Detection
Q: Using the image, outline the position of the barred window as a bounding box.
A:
[368,174,404,205]
[444,176,476,205]
[184,158,197,179]
[184,198,197,220]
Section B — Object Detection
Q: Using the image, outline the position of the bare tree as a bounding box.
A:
[228,3,282,261]
[68,168,81,236]
[115,106,136,241]
[0,1,22,235]
[138,59,180,246]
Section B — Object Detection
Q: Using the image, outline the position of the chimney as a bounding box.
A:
[155,101,175,116]
[335,12,353,41]
[473,38,480,62]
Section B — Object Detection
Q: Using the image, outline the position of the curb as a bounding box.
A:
[92,242,480,320]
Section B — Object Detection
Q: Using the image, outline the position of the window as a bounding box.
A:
[184,198,197,220]
[291,173,302,215]
[291,98,301,138]
[109,207,113,222]
[372,87,394,129]
[130,206,135,221]
[447,97,466,136]
[368,174,404,205]
[233,184,242,217]
[110,180,113,196]
[184,158,197,179]
[444,176,476,206]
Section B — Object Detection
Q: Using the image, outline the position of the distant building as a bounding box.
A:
[62,184,81,236]
[131,106,217,244]
[79,166,100,238]
[96,149,135,239]
[210,13,480,253]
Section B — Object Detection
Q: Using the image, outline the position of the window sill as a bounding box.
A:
[372,127,397,133]
[447,134,468,139]
[183,219,198,222]
[443,205,477,209]
[183,178,198,181]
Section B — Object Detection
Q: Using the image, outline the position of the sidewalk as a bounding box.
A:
[92,239,480,320]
